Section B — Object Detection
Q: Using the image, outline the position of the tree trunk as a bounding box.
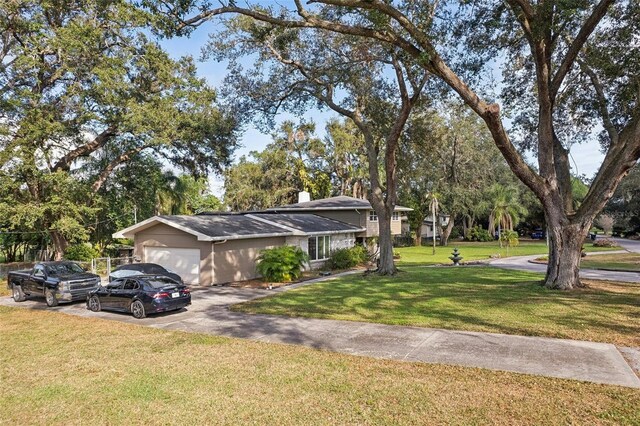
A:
[463,217,475,239]
[415,222,423,246]
[439,218,455,246]
[50,231,69,261]
[377,211,396,274]
[544,218,590,290]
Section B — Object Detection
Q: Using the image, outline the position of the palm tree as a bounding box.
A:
[488,184,527,247]
[155,172,190,215]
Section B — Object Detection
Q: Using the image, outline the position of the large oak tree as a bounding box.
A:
[206,19,431,274]
[0,0,237,258]
[160,0,639,289]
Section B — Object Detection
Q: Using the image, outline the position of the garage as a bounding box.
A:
[114,213,365,286]
[144,247,200,285]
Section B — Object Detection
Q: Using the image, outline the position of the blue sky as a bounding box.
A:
[157,19,605,197]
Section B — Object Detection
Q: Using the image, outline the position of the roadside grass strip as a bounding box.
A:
[0,307,639,425]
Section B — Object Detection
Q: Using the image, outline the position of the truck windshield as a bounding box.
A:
[47,263,85,276]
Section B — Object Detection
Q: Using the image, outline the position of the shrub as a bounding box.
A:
[449,226,462,239]
[327,248,354,269]
[592,238,619,248]
[327,245,370,270]
[466,226,493,242]
[500,230,519,248]
[350,244,370,264]
[64,243,100,261]
[256,246,308,282]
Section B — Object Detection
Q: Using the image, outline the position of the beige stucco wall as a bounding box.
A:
[365,214,403,237]
[134,223,213,285]
[212,236,286,284]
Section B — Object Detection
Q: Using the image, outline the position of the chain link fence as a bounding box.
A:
[90,257,135,279]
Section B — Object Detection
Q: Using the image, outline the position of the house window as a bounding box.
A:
[308,235,331,261]
[392,212,400,221]
[369,210,378,222]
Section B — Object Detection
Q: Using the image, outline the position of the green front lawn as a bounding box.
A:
[394,241,618,266]
[1,307,638,424]
[581,253,640,272]
[234,267,640,347]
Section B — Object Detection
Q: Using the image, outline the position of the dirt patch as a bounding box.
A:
[618,347,640,378]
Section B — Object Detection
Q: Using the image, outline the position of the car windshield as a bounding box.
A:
[47,263,85,276]
[148,265,167,274]
[147,278,178,288]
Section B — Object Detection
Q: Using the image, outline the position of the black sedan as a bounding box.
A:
[109,263,183,284]
[87,275,191,319]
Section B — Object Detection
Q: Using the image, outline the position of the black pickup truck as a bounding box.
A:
[7,261,101,307]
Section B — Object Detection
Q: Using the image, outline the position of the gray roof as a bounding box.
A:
[267,195,412,212]
[250,213,364,235]
[159,215,291,239]
[113,212,365,241]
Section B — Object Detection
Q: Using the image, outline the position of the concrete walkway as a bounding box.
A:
[2,282,639,389]
[489,253,640,283]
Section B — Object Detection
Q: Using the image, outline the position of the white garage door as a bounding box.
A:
[144,247,200,285]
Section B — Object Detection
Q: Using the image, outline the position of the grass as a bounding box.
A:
[581,253,640,272]
[394,241,617,266]
[233,267,640,347]
[0,306,639,425]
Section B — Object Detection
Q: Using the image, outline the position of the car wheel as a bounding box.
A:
[12,285,26,302]
[130,300,146,319]
[87,295,101,312]
[44,288,58,307]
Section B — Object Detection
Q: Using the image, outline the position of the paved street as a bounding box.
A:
[489,236,640,282]
[489,252,640,283]
[613,237,640,253]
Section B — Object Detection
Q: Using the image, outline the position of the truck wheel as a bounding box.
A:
[12,285,26,302]
[44,288,59,307]
[130,300,146,319]
[87,295,101,312]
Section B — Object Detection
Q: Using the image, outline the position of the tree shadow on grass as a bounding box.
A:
[231,267,640,345]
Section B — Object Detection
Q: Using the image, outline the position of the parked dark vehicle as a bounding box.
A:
[7,261,101,307]
[530,229,546,239]
[109,263,183,284]
[87,275,191,319]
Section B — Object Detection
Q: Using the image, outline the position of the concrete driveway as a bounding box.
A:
[489,253,640,283]
[2,283,639,389]
[613,237,640,253]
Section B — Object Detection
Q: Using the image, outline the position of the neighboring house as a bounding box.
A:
[267,193,412,245]
[113,193,411,286]
[400,216,450,240]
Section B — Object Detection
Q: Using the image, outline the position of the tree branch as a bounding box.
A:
[578,59,619,146]
[550,0,615,98]
[52,125,117,172]
[91,144,153,192]
[183,1,544,198]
